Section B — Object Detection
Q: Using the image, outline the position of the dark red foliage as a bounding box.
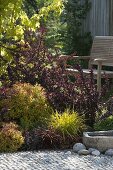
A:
[0,87,8,120]
[0,29,109,127]
[41,64,101,127]
[0,87,7,99]
[0,29,56,85]
[23,128,63,150]
[23,127,81,150]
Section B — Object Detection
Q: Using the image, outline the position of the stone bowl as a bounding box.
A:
[83,130,113,152]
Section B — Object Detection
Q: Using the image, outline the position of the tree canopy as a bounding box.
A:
[0,0,63,75]
[0,0,63,40]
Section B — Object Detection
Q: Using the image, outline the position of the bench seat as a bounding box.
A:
[66,68,113,78]
[61,36,113,92]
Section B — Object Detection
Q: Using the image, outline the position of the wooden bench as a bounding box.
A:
[60,36,113,92]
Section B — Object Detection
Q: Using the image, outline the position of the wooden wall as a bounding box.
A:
[109,0,113,35]
[82,0,113,36]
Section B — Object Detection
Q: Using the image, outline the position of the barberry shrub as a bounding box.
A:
[0,122,24,152]
[41,64,101,127]
[0,29,55,86]
[1,83,53,129]
[23,126,82,150]
[23,127,64,150]
[0,29,108,127]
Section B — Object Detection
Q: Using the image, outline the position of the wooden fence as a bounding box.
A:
[82,0,113,36]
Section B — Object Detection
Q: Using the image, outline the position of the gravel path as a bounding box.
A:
[0,150,113,170]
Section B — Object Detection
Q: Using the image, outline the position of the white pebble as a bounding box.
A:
[78,149,90,155]
[92,150,100,156]
[73,143,86,153]
[105,149,113,156]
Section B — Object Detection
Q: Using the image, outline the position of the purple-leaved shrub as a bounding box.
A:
[0,29,109,127]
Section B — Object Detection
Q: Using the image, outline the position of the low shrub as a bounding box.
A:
[49,109,85,137]
[94,116,113,131]
[99,97,113,120]
[0,87,8,120]
[94,97,113,131]
[1,83,53,129]
[0,122,24,152]
[41,62,109,127]
[23,127,63,150]
[23,127,82,150]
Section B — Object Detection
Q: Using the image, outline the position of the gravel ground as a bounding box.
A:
[0,150,113,170]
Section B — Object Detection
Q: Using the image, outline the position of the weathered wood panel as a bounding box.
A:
[109,0,113,35]
[82,0,113,36]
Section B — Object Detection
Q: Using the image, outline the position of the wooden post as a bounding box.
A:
[97,61,102,93]
[88,59,93,69]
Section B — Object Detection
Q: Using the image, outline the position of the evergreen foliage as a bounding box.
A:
[62,0,92,55]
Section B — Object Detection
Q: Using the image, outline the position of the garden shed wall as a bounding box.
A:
[82,0,113,36]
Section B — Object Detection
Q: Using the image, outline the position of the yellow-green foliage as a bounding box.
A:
[0,122,24,152]
[49,109,85,137]
[2,83,52,129]
[0,0,63,76]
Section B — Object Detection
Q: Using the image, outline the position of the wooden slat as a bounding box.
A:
[91,36,113,61]
[66,68,113,78]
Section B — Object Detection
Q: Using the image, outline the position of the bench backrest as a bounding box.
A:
[90,36,113,66]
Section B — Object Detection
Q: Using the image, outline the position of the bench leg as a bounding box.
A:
[97,62,102,93]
